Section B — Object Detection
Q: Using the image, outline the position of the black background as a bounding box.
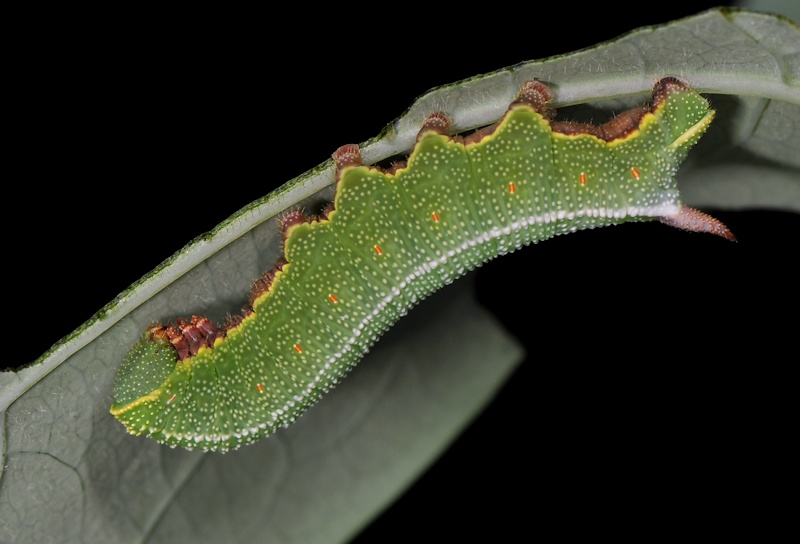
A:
[6,2,796,541]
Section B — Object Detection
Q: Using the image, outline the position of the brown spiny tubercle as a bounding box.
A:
[332,143,362,181]
[279,209,311,242]
[513,80,556,114]
[416,112,451,141]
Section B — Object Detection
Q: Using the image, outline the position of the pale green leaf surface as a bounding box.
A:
[2,7,799,544]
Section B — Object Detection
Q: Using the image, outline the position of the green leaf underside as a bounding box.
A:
[110,80,713,452]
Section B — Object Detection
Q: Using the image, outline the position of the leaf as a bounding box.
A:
[3,6,798,543]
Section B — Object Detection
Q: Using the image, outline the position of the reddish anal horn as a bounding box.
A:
[659,205,736,241]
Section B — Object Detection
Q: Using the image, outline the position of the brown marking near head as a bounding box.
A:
[164,324,190,361]
[147,323,169,342]
[146,323,182,359]
[176,317,205,357]
[148,310,236,362]
[192,315,224,346]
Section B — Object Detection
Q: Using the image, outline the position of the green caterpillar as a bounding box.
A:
[110,76,734,452]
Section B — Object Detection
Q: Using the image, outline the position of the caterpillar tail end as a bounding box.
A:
[659,205,736,242]
[110,327,179,418]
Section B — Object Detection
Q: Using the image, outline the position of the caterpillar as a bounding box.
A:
[110,76,734,452]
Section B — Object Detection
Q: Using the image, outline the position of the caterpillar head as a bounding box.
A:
[111,325,178,407]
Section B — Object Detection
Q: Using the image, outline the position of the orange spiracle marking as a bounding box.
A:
[431,211,440,223]
[631,167,641,180]
[374,244,383,255]
[579,172,588,186]
[293,343,303,353]
[508,181,517,194]
[167,394,177,404]
[257,384,265,393]
[328,293,339,303]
